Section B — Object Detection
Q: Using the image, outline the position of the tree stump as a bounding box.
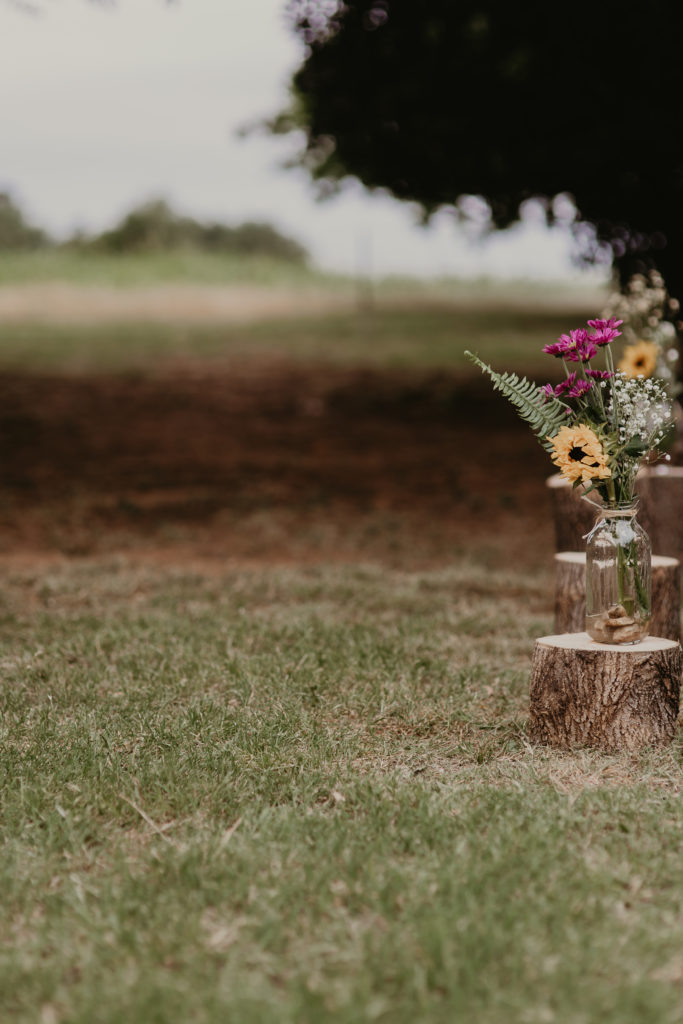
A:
[554,552,681,642]
[529,633,681,751]
[635,466,683,566]
[545,474,597,551]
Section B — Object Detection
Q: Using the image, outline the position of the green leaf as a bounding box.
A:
[624,437,648,456]
[465,351,568,451]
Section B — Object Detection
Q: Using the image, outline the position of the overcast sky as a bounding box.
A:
[0,0,606,280]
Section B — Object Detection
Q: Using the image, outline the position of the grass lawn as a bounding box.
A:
[0,249,607,373]
[1,557,682,1023]
[0,250,338,288]
[0,300,607,375]
[1,264,681,1021]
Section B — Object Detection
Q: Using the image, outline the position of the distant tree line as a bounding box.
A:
[0,193,309,263]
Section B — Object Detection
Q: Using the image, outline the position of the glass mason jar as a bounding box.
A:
[585,502,651,644]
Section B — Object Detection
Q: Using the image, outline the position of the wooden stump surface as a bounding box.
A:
[529,632,682,752]
[554,552,681,643]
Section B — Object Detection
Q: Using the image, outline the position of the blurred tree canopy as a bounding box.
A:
[0,195,309,263]
[0,193,47,249]
[91,199,309,262]
[276,0,683,300]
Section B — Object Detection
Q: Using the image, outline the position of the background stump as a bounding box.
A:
[635,466,683,566]
[529,633,681,751]
[547,469,683,563]
[545,474,597,551]
[554,552,681,642]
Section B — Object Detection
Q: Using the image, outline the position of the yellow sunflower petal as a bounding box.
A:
[549,424,611,484]
[617,340,658,379]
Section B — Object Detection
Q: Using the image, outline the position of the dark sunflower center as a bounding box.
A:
[635,358,645,367]
[568,446,587,461]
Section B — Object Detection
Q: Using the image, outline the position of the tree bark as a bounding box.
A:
[529,633,681,751]
[545,474,597,552]
[635,467,683,566]
[554,552,681,642]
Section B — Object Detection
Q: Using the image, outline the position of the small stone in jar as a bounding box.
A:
[607,604,628,619]
[605,616,636,628]
[608,624,643,643]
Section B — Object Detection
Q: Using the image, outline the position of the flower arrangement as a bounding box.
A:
[466,319,675,643]
[465,316,673,505]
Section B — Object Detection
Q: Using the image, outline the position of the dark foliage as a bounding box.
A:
[79,199,309,263]
[279,0,683,300]
[0,192,48,250]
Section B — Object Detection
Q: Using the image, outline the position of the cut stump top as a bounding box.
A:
[555,552,680,569]
[536,631,680,654]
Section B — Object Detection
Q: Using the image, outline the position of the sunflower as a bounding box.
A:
[618,340,658,378]
[549,424,612,484]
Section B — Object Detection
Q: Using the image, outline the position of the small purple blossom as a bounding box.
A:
[587,318,623,330]
[586,317,622,347]
[586,369,614,380]
[590,326,622,346]
[567,378,593,398]
[543,328,597,362]
[543,340,570,358]
[551,374,593,399]
[553,373,578,396]
[539,383,555,402]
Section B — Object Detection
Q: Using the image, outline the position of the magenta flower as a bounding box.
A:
[539,383,556,402]
[586,369,614,380]
[591,326,622,346]
[586,317,622,347]
[567,378,593,398]
[587,318,623,330]
[543,328,597,362]
[564,329,598,362]
[542,340,571,358]
[553,373,578,396]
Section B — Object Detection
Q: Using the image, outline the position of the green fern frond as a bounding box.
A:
[465,351,567,451]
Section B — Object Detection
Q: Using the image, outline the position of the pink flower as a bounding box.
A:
[587,317,622,347]
[586,369,614,380]
[587,318,623,330]
[539,383,556,402]
[590,326,622,346]
[553,373,578,396]
[552,374,593,399]
[543,329,597,362]
[567,378,593,398]
[543,340,571,358]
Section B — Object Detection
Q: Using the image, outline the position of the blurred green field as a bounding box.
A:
[0,252,607,374]
[0,250,337,288]
[0,249,605,296]
[0,309,593,374]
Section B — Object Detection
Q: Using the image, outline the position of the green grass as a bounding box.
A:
[0,250,607,373]
[1,557,682,1023]
[0,250,605,298]
[0,304,604,375]
[0,250,340,288]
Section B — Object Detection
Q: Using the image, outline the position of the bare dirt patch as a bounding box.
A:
[0,283,352,325]
[0,360,552,568]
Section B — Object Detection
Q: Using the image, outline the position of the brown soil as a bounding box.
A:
[0,360,552,569]
[0,284,352,325]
